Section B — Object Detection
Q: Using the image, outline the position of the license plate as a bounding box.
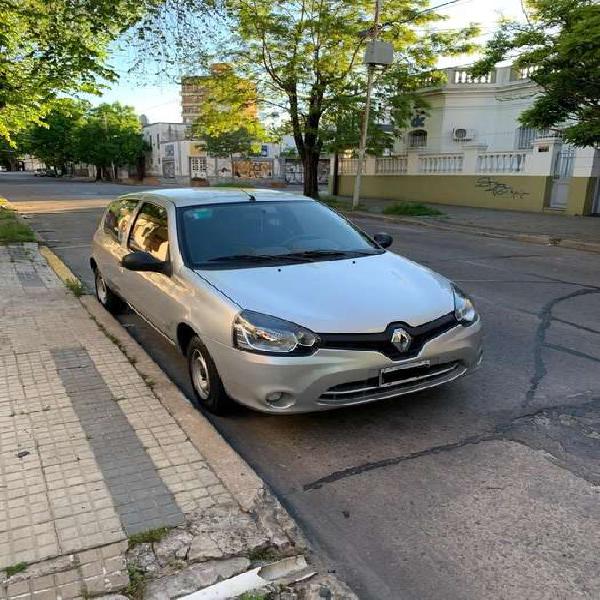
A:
[379,361,431,387]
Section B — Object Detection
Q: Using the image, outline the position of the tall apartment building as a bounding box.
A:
[180,63,257,126]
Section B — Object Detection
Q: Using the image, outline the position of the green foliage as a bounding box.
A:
[65,279,85,297]
[128,527,170,548]
[19,101,146,179]
[0,0,158,144]
[20,99,89,171]
[382,202,443,216]
[228,0,478,197]
[76,103,146,177]
[204,128,257,158]
[135,0,478,198]
[472,0,600,147]
[0,205,36,243]
[192,65,265,158]
[125,565,147,600]
[4,562,28,578]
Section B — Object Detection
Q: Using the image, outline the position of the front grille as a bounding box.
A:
[318,312,457,360]
[319,361,464,405]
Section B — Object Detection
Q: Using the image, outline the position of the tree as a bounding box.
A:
[0,0,158,144]
[21,99,89,173]
[472,0,600,147]
[134,0,477,198]
[76,103,146,180]
[226,0,478,197]
[203,128,258,158]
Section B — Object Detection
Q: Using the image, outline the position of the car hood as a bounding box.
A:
[196,252,455,333]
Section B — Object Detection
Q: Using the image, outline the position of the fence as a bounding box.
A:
[419,153,463,173]
[375,156,407,174]
[477,151,527,173]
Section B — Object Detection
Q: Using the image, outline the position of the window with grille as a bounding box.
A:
[408,129,427,148]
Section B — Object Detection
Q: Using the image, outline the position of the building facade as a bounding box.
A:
[335,65,600,215]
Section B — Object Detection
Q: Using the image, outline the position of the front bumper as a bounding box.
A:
[205,319,483,413]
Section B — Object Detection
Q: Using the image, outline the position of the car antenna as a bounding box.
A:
[241,189,256,202]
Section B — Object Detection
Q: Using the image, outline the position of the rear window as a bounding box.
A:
[103,199,138,243]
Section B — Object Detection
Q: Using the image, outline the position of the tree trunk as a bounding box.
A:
[303,148,320,199]
[95,165,102,181]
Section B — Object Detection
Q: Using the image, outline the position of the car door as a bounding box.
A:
[94,197,139,295]
[122,201,177,337]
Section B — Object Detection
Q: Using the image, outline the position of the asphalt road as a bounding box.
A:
[3,172,600,599]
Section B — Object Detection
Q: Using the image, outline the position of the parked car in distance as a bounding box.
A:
[34,168,47,176]
[91,189,482,414]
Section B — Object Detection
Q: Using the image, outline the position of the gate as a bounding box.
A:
[190,157,207,179]
[549,146,575,209]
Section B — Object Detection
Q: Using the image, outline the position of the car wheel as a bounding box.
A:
[187,336,233,415]
[94,268,124,314]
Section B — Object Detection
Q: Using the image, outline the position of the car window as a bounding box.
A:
[178,200,379,267]
[128,202,169,261]
[103,199,138,243]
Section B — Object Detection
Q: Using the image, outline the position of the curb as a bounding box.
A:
[345,209,600,254]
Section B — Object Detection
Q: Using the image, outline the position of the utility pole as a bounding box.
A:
[352,0,382,210]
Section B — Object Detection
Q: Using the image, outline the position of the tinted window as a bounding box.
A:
[129,203,169,261]
[103,199,138,243]
[179,200,379,267]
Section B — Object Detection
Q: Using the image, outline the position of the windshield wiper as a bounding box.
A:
[206,254,306,263]
[284,249,379,259]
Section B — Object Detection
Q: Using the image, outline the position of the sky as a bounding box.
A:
[93,0,526,123]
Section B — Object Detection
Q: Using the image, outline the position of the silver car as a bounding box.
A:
[91,189,482,414]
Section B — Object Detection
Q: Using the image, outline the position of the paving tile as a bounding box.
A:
[51,347,184,535]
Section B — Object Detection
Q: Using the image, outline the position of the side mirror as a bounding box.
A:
[122,251,170,275]
[373,232,393,249]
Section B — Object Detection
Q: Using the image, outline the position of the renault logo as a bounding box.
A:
[391,327,412,352]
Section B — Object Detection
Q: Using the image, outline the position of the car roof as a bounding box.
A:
[120,188,313,207]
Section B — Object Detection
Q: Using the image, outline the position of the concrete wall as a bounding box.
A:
[337,174,553,213]
[566,177,598,216]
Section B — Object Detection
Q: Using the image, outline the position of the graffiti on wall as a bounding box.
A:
[233,160,273,179]
[475,176,529,200]
[284,159,329,184]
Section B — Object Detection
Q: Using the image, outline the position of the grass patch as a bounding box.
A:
[125,566,147,600]
[212,182,256,188]
[65,278,85,297]
[319,195,367,211]
[4,562,28,577]
[128,527,170,548]
[0,205,36,243]
[248,546,284,563]
[239,594,268,600]
[382,202,444,217]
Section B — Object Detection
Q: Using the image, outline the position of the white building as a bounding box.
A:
[394,65,543,154]
[142,122,287,184]
[334,65,600,215]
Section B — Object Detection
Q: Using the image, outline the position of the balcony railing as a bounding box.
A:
[477,151,527,173]
[375,156,407,174]
[419,153,463,173]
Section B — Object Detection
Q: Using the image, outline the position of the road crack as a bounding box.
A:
[525,288,600,407]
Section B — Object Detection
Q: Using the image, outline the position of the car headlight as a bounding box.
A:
[453,285,478,325]
[233,310,319,355]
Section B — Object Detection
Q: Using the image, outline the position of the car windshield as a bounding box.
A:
[178,200,383,268]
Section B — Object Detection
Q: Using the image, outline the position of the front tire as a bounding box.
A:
[94,268,124,314]
[187,336,233,415]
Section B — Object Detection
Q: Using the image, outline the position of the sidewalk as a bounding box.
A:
[334,196,600,252]
[0,243,355,600]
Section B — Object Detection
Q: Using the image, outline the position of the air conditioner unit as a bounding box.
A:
[452,128,476,142]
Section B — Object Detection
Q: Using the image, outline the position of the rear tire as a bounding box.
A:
[94,268,124,314]
[187,336,233,415]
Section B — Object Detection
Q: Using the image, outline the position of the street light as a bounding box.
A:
[352,0,394,210]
